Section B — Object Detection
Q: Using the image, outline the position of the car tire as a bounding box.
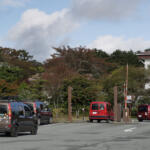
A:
[10,126,18,137]
[90,119,93,123]
[138,119,143,122]
[97,120,101,123]
[31,125,38,135]
[106,119,109,123]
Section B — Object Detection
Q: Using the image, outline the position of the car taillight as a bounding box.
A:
[8,103,12,128]
[33,103,37,114]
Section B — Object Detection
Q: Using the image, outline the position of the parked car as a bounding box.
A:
[0,100,38,137]
[24,101,53,125]
[89,101,114,122]
[137,104,150,122]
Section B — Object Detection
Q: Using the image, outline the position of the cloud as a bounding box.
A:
[8,9,79,61]
[71,0,142,21]
[0,0,30,7]
[89,35,150,53]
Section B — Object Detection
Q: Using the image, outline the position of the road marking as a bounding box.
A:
[124,127,136,133]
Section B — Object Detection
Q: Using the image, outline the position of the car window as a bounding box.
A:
[100,104,104,110]
[0,104,7,116]
[138,106,148,112]
[40,104,44,110]
[18,105,24,116]
[24,105,32,117]
[92,104,98,110]
[26,103,34,111]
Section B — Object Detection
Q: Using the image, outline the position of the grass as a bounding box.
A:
[53,114,89,123]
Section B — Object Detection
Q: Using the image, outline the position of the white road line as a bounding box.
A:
[124,127,136,133]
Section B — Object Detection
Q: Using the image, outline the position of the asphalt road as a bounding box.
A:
[0,121,150,150]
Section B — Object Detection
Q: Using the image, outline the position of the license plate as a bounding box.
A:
[93,112,97,114]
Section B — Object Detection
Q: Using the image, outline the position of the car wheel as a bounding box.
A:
[48,117,53,124]
[31,125,38,135]
[138,119,143,122]
[97,120,101,123]
[10,126,18,137]
[90,119,93,123]
[106,119,109,123]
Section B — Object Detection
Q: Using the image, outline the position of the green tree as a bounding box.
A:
[102,66,146,104]
[0,64,24,82]
[60,76,102,112]
[109,50,144,67]
[18,79,46,101]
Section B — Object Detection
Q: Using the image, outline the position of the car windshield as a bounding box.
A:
[138,106,148,112]
[0,104,7,116]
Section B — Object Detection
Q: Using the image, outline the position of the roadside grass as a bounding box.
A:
[53,114,89,123]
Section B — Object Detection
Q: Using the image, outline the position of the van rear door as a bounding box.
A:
[91,103,99,116]
[98,103,105,116]
[138,105,148,119]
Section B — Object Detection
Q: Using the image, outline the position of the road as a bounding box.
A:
[0,121,150,150]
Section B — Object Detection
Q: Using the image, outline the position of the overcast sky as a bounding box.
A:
[0,0,150,62]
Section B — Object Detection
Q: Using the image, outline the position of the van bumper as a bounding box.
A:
[89,115,110,120]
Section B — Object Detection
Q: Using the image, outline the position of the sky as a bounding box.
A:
[0,0,150,62]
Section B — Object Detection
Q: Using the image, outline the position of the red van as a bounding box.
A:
[89,101,114,122]
[137,104,150,122]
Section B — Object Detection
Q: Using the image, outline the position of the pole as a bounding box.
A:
[125,64,128,110]
[114,86,118,121]
[124,64,129,122]
[68,86,72,122]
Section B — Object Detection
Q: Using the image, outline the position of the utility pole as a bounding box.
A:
[125,63,128,110]
[114,86,118,122]
[68,86,72,122]
[123,64,129,123]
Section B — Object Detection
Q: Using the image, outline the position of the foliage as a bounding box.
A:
[53,46,115,78]
[0,47,43,80]
[108,50,144,67]
[102,66,146,104]
[60,76,102,111]
[0,64,24,82]
[0,80,18,97]
[18,80,46,101]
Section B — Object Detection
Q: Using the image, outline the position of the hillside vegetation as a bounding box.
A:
[0,46,149,114]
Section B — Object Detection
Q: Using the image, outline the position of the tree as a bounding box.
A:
[0,80,18,97]
[0,47,43,81]
[0,64,24,82]
[18,79,46,101]
[60,76,102,112]
[109,50,144,67]
[53,46,115,78]
[102,66,146,104]
[43,57,77,108]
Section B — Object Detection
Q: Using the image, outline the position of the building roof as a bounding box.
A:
[137,51,150,56]
[137,51,150,59]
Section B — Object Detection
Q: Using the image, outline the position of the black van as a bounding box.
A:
[24,101,53,125]
[0,100,38,137]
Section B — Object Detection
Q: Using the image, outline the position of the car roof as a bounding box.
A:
[91,101,110,104]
